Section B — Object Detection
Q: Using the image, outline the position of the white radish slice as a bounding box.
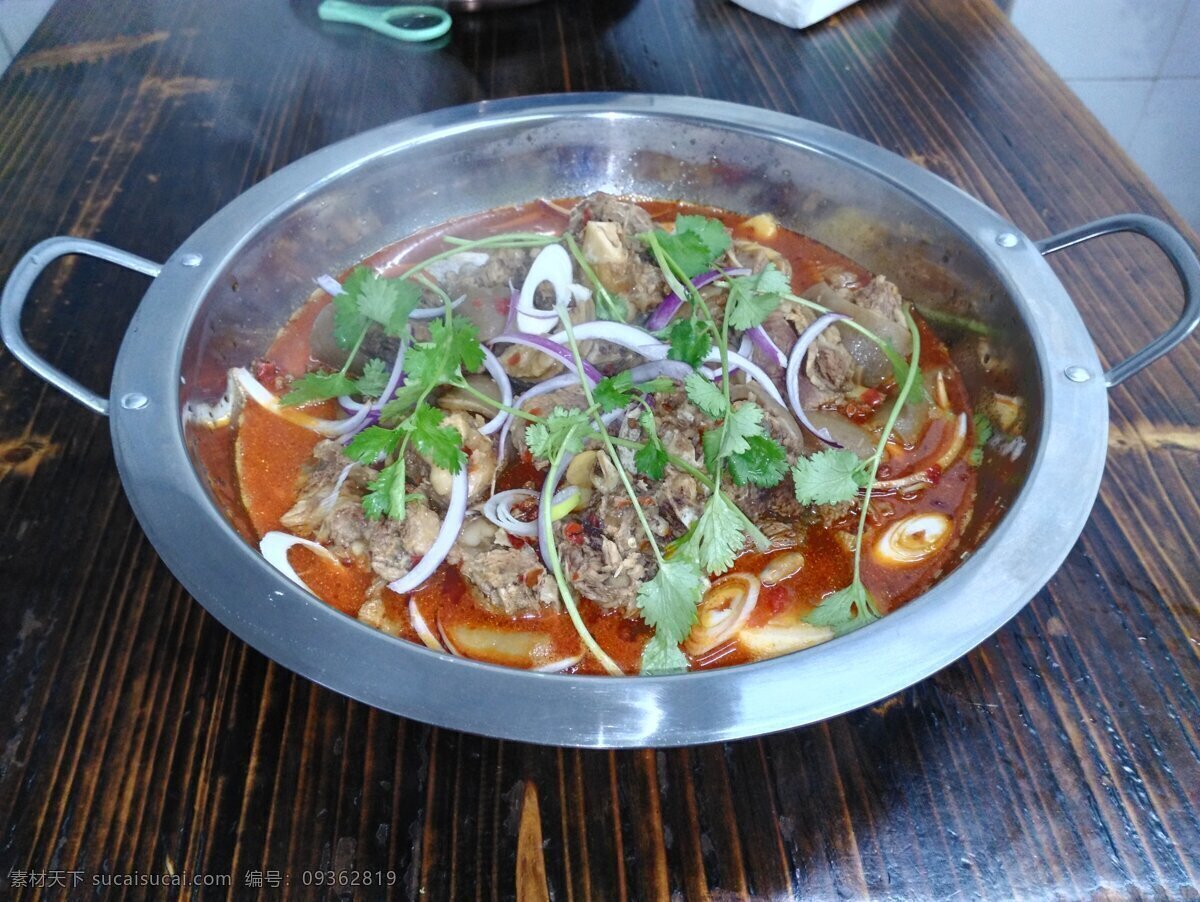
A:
[738,621,835,659]
[437,620,571,670]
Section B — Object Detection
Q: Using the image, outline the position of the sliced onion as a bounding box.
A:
[802,283,912,355]
[737,333,754,360]
[491,332,604,383]
[533,653,584,673]
[873,412,969,492]
[482,489,540,538]
[260,531,340,590]
[410,293,466,321]
[477,346,513,436]
[644,268,751,331]
[315,273,345,296]
[409,597,445,651]
[746,326,787,367]
[552,321,669,360]
[231,368,366,437]
[313,464,354,521]
[684,573,761,656]
[388,465,468,594]
[626,359,694,384]
[718,349,786,407]
[516,244,574,334]
[784,314,850,447]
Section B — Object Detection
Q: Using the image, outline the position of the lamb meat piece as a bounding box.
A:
[556,453,671,615]
[440,247,533,301]
[279,440,374,537]
[851,275,904,326]
[729,238,793,282]
[280,440,441,584]
[567,192,657,239]
[458,543,560,616]
[566,192,666,316]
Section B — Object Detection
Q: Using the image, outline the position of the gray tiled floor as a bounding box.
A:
[0,0,1197,230]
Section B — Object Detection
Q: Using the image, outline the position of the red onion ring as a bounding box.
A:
[477,346,513,436]
[644,267,751,331]
[785,313,849,447]
[626,359,695,384]
[490,332,604,383]
[746,326,787,367]
[387,464,469,594]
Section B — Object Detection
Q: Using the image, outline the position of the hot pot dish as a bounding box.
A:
[211,193,991,676]
[4,96,1196,746]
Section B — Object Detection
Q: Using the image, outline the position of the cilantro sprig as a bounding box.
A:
[282,267,420,407]
[800,308,924,635]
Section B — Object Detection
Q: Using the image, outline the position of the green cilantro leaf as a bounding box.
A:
[639,631,690,675]
[363,457,402,521]
[633,411,668,480]
[641,216,731,278]
[791,449,870,506]
[684,371,728,418]
[405,318,485,388]
[355,358,391,399]
[377,382,426,423]
[725,264,789,331]
[715,403,765,459]
[635,557,706,643]
[524,407,593,462]
[346,425,402,465]
[333,266,373,348]
[406,403,465,473]
[357,275,401,327]
[666,319,712,369]
[593,371,634,413]
[804,580,881,637]
[727,434,789,488]
[688,492,747,575]
[633,376,676,395]
[281,370,357,407]
[969,412,993,467]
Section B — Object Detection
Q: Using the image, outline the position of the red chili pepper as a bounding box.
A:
[563,522,585,545]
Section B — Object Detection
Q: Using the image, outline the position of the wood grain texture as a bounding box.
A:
[0,0,1197,898]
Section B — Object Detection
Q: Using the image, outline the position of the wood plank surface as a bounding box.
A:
[0,0,1197,898]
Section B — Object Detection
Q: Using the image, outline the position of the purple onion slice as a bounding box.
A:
[785,313,850,447]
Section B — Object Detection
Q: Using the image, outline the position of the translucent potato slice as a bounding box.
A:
[737,620,835,660]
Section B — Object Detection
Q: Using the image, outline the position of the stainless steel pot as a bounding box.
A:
[3,95,1197,748]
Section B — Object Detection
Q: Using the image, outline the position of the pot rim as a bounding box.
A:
[108,93,1109,748]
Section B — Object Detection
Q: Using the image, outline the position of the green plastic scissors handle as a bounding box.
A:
[317,0,452,43]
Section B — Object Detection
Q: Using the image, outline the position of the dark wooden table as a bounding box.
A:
[2,0,1198,898]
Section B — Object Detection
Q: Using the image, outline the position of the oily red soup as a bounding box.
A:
[191,194,991,675]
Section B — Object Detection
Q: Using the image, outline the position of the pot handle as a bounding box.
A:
[1036,214,1200,387]
[0,237,163,416]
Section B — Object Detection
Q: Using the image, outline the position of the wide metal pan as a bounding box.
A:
[3,95,1197,748]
